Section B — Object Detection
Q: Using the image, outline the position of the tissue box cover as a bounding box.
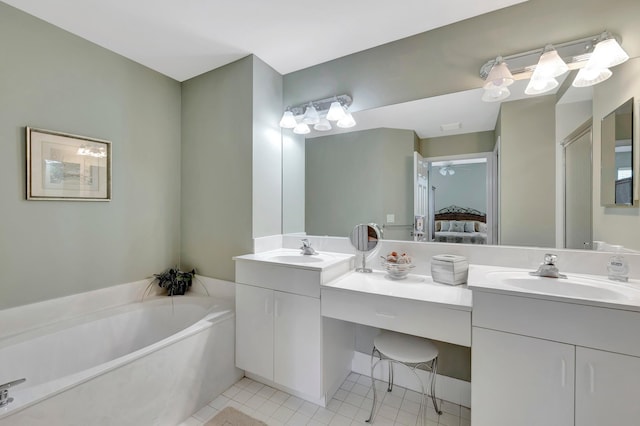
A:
[431,254,468,285]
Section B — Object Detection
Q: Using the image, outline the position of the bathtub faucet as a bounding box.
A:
[0,378,26,407]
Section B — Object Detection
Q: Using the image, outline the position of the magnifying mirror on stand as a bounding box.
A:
[349,223,382,273]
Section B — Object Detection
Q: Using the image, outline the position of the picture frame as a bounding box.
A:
[26,127,112,201]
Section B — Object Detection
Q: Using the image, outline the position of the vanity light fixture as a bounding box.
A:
[480,31,629,102]
[279,94,355,133]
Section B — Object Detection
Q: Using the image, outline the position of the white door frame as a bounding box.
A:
[425,151,496,245]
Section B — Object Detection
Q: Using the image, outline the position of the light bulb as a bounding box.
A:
[590,37,629,69]
[525,77,559,95]
[279,111,297,129]
[572,66,612,87]
[481,87,510,102]
[326,101,346,121]
[293,122,310,135]
[531,47,568,80]
[483,58,514,90]
[337,112,356,128]
[314,118,332,131]
[302,103,320,125]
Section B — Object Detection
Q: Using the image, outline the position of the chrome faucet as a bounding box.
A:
[0,378,26,407]
[530,253,567,279]
[300,239,317,255]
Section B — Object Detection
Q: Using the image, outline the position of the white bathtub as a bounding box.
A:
[0,295,242,425]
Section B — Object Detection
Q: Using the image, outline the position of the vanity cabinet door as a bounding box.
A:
[576,347,640,426]
[236,283,274,381]
[472,327,575,426]
[274,291,321,398]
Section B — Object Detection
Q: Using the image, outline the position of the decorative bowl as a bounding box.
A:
[380,260,415,279]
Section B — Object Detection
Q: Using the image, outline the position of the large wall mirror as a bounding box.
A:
[601,98,635,206]
[283,59,640,252]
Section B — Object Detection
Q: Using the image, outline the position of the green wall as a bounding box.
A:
[283,0,640,113]
[181,55,284,281]
[180,57,254,281]
[0,3,182,309]
[305,128,416,240]
[420,131,495,158]
[498,96,557,247]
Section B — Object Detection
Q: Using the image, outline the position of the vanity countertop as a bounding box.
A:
[468,264,640,312]
[322,269,472,311]
[233,249,354,271]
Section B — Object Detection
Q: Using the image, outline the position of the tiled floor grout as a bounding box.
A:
[179,373,470,426]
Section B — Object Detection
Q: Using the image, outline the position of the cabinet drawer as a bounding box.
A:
[236,259,321,297]
[474,291,640,357]
[321,287,470,346]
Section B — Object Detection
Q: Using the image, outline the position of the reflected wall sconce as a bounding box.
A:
[279,94,355,134]
[480,32,629,102]
[439,166,455,176]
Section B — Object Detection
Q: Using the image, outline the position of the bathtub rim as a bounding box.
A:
[0,295,234,420]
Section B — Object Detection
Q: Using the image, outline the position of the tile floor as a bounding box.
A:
[179,373,470,426]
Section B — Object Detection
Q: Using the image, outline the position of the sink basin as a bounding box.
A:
[485,271,640,302]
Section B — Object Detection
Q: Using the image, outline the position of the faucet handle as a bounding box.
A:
[0,378,26,391]
[544,253,557,265]
[301,238,311,248]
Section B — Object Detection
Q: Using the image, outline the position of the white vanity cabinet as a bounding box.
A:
[235,283,321,398]
[471,289,640,426]
[575,347,640,426]
[233,250,354,405]
[472,327,575,426]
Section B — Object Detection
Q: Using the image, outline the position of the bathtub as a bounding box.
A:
[0,295,243,425]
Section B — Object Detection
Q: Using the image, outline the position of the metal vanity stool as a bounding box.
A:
[366,331,442,425]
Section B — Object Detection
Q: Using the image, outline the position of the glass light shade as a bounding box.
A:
[337,112,356,128]
[525,77,559,95]
[439,167,447,176]
[313,118,332,131]
[483,61,514,90]
[326,101,346,121]
[590,38,629,69]
[481,87,510,102]
[532,49,568,79]
[293,122,311,135]
[572,66,612,87]
[279,111,297,129]
[302,104,320,125]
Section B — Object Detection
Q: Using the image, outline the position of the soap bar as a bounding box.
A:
[431,254,468,285]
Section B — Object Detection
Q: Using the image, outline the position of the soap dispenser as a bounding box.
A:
[607,245,629,282]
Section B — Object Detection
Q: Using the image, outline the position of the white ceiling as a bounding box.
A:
[3,0,527,81]
[7,0,590,141]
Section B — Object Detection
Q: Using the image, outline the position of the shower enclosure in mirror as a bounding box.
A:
[601,98,635,206]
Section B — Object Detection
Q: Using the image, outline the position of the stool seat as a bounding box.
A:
[374,331,438,364]
[366,330,442,425]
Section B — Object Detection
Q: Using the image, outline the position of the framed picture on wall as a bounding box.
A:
[26,127,112,201]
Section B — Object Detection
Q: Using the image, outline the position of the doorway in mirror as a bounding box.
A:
[421,152,496,245]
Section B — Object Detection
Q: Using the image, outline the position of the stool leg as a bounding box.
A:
[387,361,394,392]
[366,348,381,423]
[430,358,442,415]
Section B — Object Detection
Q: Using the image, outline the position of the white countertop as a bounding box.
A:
[322,270,472,311]
[468,264,640,312]
[233,249,354,271]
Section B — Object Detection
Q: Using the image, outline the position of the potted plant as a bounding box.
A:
[151,267,196,296]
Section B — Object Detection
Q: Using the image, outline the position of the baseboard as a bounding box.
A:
[351,351,471,408]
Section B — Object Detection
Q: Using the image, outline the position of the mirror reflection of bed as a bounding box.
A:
[434,205,487,244]
[427,156,493,244]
